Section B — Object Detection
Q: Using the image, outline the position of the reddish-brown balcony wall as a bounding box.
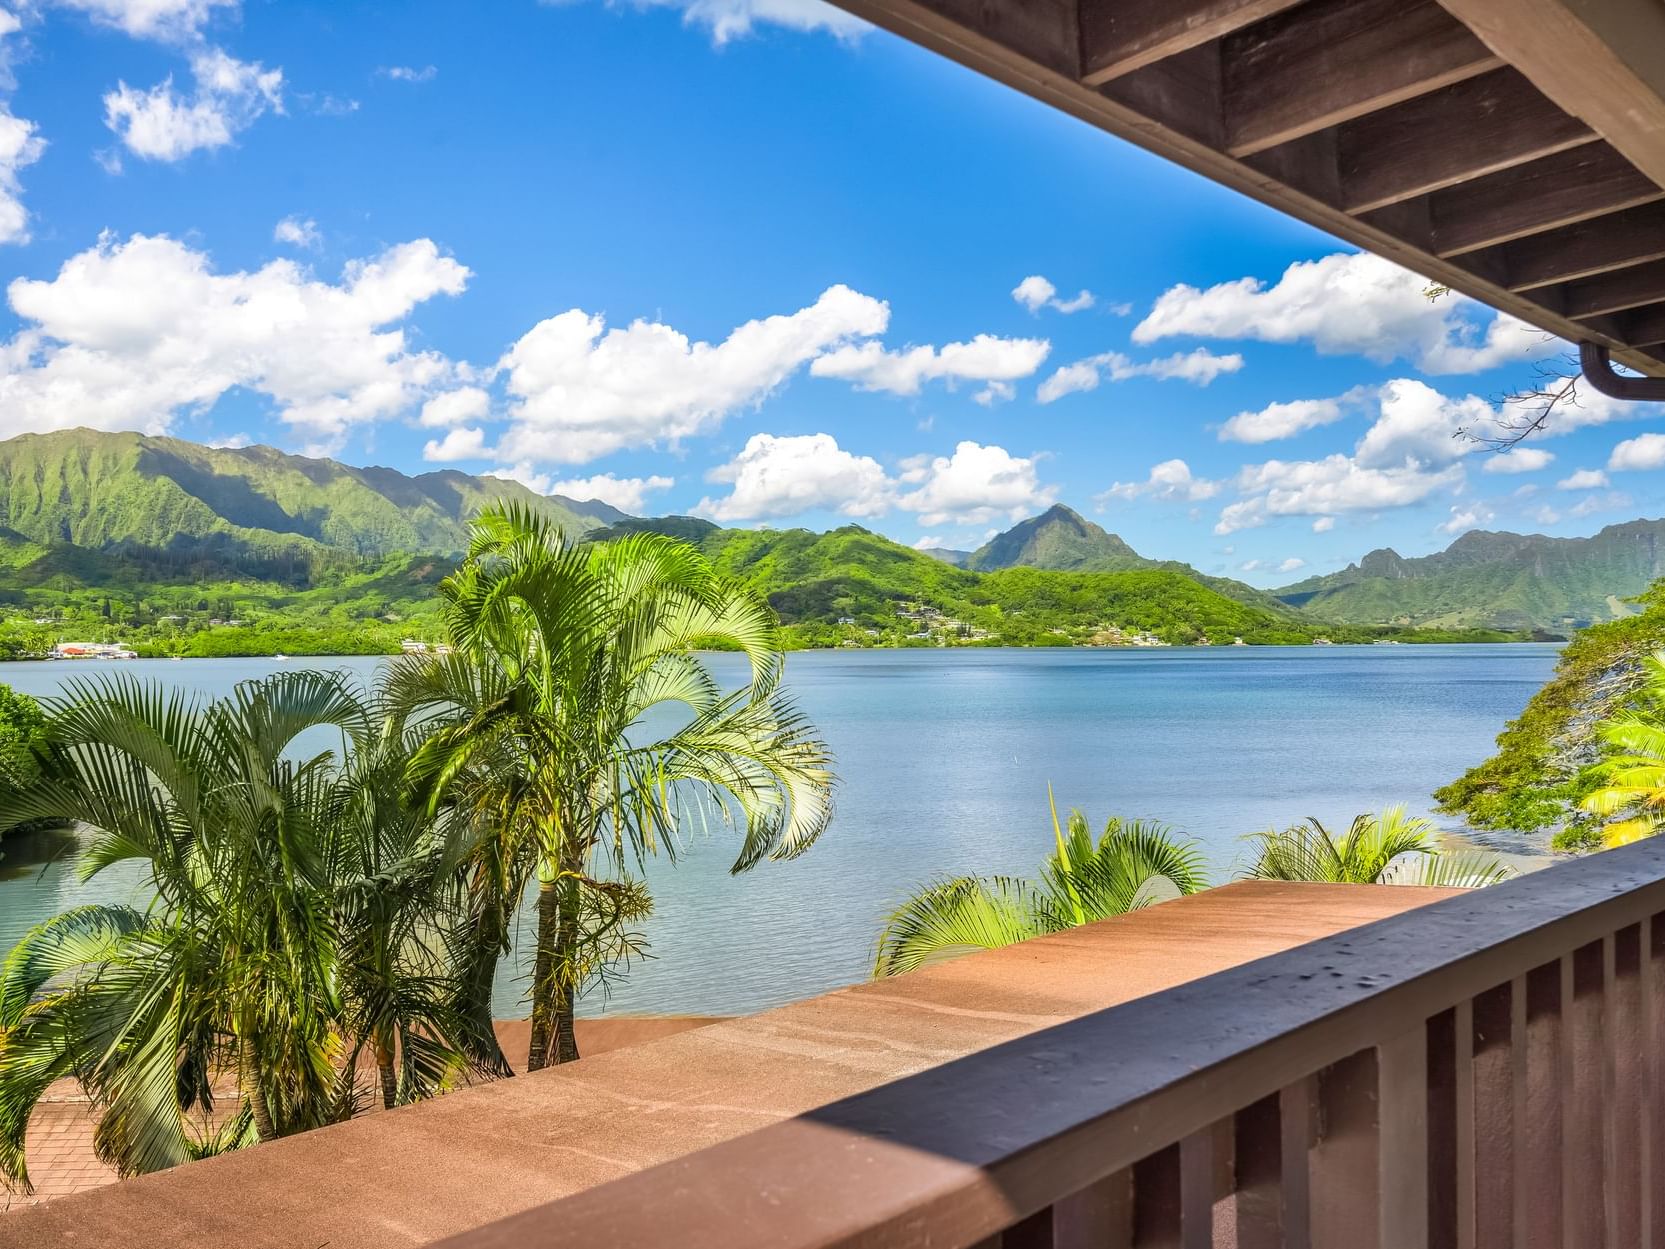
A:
[1,881,1450,1249]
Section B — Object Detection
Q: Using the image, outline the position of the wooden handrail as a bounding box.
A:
[431,839,1665,1248]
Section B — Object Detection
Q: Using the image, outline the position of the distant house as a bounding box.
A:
[52,642,137,660]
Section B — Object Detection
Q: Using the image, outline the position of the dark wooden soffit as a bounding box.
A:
[828,0,1665,377]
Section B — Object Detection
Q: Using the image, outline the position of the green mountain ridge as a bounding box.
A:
[0,429,624,564]
[1277,520,1665,631]
[961,504,1289,613]
[595,517,1473,647]
[0,431,1536,656]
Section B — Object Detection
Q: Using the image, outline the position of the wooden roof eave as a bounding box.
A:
[829,0,1665,378]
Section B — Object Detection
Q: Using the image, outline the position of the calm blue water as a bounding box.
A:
[0,645,1559,1016]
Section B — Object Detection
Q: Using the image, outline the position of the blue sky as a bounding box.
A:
[1,0,1662,583]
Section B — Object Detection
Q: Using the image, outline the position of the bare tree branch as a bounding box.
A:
[1454,351,1585,452]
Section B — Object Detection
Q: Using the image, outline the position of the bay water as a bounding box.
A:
[0,645,1559,1017]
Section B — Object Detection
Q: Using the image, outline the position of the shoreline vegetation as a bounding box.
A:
[0,630,1541,662]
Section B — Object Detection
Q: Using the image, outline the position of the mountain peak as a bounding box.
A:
[966,506,1145,573]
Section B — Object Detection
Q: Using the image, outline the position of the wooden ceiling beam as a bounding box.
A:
[1401,143,1665,257]
[1468,204,1665,293]
[1613,305,1665,349]
[1435,0,1665,192]
[1334,69,1596,214]
[1221,0,1500,158]
[1079,0,1301,86]
[1555,261,1665,321]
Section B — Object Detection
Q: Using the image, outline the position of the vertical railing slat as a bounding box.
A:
[1649,916,1665,1249]
[1310,1049,1380,1249]
[1179,1128,1213,1249]
[1134,1145,1183,1248]
[1563,944,1605,1248]
[1379,1025,1430,1249]
[1052,1170,1134,1249]
[1281,1080,1314,1249]
[1608,927,1644,1248]
[1453,998,1477,1249]
[1427,1007,1459,1249]
[1233,1094,1284,1249]
[1471,982,1514,1249]
[1517,963,1563,1249]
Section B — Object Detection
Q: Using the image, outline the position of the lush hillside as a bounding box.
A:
[0,429,621,563]
[1436,582,1665,848]
[0,429,627,659]
[965,504,1289,613]
[0,432,1533,659]
[597,518,1511,648]
[1278,521,1665,632]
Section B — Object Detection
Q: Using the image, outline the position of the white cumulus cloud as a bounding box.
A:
[104,48,283,161]
[810,333,1050,397]
[1557,468,1609,490]
[1012,274,1094,315]
[0,10,43,245]
[1438,503,1495,535]
[897,440,1055,527]
[0,232,470,445]
[1609,433,1665,472]
[1482,447,1554,474]
[1134,251,1556,375]
[423,426,490,462]
[696,432,892,522]
[419,386,490,428]
[548,472,673,513]
[1352,379,1488,470]
[1218,391,1367,444]
[53,0,238,40]
[1037,347,1242,402]
[273,214,319,248]
[1216,456,1464,535]
[1099,458,1219,504]
[497,284,887,465]
[584,0,868,45]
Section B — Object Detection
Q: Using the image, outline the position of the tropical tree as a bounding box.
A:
[1242,806,1512,886]
[1579,652,1665,846]
[390,504,836,1071]
[0,670,475,1188]
[874,800,1208,977]
[0,683,46,795]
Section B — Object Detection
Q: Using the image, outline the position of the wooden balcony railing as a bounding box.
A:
[434,839,1665,1249]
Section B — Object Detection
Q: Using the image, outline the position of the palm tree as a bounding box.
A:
[874,800,1208,978]
[1580,652,1665,847]
[326,710,479,1109]
[391,504,835,1070]
[0,670,473,1188]
[1242,806,1512,886]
